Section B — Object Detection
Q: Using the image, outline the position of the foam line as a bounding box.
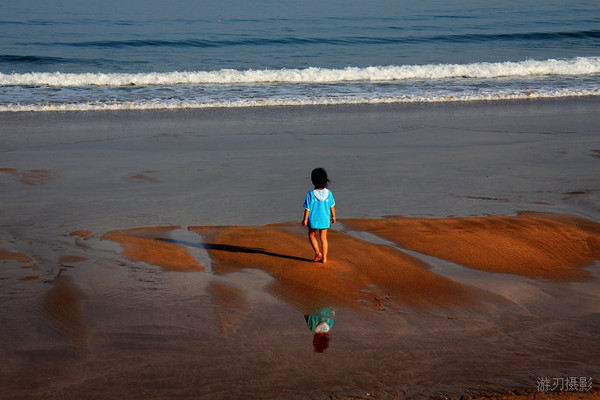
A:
[1,57,599,87]
[2,88,598,112]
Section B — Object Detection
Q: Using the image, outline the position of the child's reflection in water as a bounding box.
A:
[304,308,335,353]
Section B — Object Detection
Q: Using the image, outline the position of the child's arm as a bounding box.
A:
[302,209,309,226]
[330,206,336,224]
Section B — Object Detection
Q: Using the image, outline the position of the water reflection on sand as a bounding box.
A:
[1,213,599,399]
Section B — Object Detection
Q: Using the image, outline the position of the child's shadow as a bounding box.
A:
[157,238,311,262]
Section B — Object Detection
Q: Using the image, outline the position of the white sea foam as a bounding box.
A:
[2,88,598,112]
[2,57,599,87]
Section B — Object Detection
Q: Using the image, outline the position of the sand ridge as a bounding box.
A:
[190,223,484,311]
[342,212,600,281]
[99,213,600,312]
[101,226,205,272]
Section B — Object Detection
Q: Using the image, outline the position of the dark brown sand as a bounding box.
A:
[336,390,599,400]
[43,275,90,346]
[471,392,598,400]
[207,280,252,337]
[347,391,599,400]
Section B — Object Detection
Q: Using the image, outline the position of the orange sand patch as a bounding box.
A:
[0,168,58,185]
[60,255,88,264]
[0,248,32,264]
[102,227,204,272]
[70,230,94,249]
[124,173,160,183]
[191,224,481,310]
[343,212,600,281]
[44,275,90,345]
[19,275,40,281]
[69,230,92,238]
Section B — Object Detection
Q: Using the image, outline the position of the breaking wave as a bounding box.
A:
[1,57,599,87]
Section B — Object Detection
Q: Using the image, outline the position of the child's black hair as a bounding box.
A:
[311,168,329,188]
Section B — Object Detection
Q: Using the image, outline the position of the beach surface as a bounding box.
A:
[1,99,599,399]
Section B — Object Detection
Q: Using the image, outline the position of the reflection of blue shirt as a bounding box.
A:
[303,189,335,229]
[305,308,335,332]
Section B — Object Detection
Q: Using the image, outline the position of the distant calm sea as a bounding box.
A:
[1,0,599,112]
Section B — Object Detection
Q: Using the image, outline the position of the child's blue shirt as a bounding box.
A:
[303,188,335,229]
[305,308,335,332]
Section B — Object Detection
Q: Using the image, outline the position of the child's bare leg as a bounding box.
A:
[308,229,322,261]
[320,229,328,263]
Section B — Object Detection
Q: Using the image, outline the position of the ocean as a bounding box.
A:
[1,0,599,112]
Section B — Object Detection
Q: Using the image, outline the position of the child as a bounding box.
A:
[302,168,336,263]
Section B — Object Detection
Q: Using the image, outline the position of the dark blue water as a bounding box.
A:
[1,0,599,111]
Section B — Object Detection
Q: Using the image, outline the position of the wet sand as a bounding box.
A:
[101,227,205,272]
[343,212,600,281]
[1,99,599,399]
[189,223,486,311]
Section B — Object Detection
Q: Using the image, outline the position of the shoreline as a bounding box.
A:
[1,93,600,114]
[2,93,600,115]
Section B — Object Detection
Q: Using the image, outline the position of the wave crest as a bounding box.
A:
[1,57,599,87]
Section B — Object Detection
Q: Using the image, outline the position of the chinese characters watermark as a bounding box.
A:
[537,376,593,393]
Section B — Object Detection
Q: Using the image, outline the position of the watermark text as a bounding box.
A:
[537,376,592,393]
